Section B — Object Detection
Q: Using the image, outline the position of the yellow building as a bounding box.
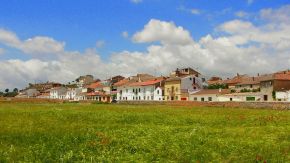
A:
[164,77,189,101]
[164,77,181,101]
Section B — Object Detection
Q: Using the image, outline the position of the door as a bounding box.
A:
[263,95,268,101]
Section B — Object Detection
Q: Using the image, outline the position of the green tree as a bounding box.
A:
[5,89,9,93]
[13,88,18,93]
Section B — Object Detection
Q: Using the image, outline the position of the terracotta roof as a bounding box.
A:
[260,73,290,81]
[165,77,181,82]
[223,75,248,85]
[191,89,230,95]
[113,79,130,87]
[86,91,106,96]
[87,82,103,89]
[129,78,164,86]
[274,73,290,80]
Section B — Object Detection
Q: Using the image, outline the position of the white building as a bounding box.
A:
[49,87,67,99]
[65,88,82,100]
[189,89,230,101]
[218,92,264,102]
[276,91,290,101]
[117,78,164,101]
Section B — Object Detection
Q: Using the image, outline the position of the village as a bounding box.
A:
[13,67,290,102]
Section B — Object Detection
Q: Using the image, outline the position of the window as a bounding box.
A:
[167,96,169,100]
[139,96,141,100]
[201,97,204,101]
[230,98,232,101]
[193,78,196,84]
[246,97,255,101]
[194,97,197,101]
[126,89,128,93]
[144,96,146,100]
[157,90,159,94]
[151,96,153,100]
[139,88,141,92]
[176,87,178,92]
[189,78,192,80]
[133,89,135,92]
[194,87,196,89]
[167,88,170,93]
[208,97,212,101]
[175,96,178,100]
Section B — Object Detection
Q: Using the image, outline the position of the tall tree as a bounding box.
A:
[5,89,9,93]
[13,88,18,93]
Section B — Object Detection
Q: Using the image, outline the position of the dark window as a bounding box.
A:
[201,97,204,101]
[157,90,159,94]
[230,98,233,101]
[264,95,268,101]
[193,78,196,84]
[194,97,197,101]
[246,97,255,101]
[208,97,212,101]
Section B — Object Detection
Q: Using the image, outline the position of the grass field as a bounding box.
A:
[0,103,289,162]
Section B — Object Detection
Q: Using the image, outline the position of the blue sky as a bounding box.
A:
[0,0,290,89]
[0,0,288,59]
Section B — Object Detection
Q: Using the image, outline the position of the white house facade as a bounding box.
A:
[117,79,164,101]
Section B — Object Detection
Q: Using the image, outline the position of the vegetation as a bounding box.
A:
[0,88,18,97]
[0,103,289,162]
[207,83,228,89]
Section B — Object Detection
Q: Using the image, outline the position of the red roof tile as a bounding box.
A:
[87,82,103,89]
[128,78,164,86]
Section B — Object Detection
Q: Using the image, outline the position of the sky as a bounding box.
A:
[0,0,290,90]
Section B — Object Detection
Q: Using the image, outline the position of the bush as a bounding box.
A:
[207,83,228,89]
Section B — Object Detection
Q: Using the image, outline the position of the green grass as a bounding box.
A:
[0,103,289,162]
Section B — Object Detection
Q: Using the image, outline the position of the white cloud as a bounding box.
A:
[130,0,142,4]
[132,19,193,45]
[260,4,290,23]
[235,11,250,18]
[96,40,105,48]
[122,31,129,38]
[1,5,290,90]
[177,6,201,15]
[0,29,64,58]
[247,0,254,5]
[0,48,4,55]
[191,9,200,15]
